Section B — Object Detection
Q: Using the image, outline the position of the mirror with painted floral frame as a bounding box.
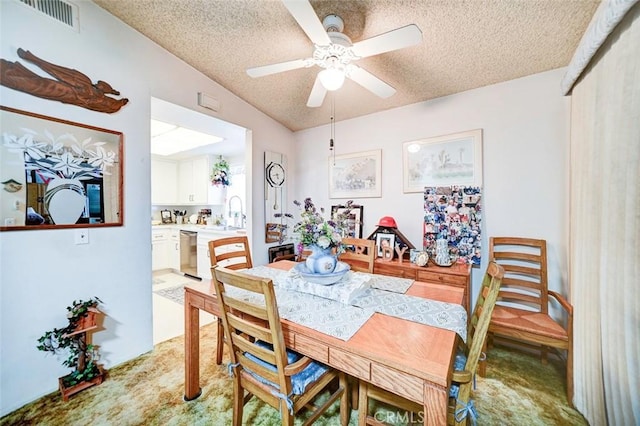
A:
[0,106,123,230]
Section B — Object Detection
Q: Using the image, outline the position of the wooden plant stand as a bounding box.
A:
[59,307,107,401]
[59,366,106,401]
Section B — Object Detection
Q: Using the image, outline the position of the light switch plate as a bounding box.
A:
[75,229,89,245]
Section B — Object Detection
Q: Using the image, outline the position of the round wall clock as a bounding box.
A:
[266,161,285,187]
[266,161,285,210]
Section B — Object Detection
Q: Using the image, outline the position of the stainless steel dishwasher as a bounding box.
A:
[179,230,198,278]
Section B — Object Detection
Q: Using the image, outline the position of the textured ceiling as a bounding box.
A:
[93,0,600,132]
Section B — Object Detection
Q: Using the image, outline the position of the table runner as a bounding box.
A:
[236,265,466,342]
[283,269,372,305]
[224,285,374,340]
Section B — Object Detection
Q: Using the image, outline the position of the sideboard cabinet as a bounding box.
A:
[373,259,472,314]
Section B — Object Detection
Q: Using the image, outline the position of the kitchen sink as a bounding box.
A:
[204,225,246,233]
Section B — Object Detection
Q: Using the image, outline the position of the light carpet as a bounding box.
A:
[0,323,586,425]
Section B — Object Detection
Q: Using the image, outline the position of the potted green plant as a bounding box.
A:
[37,297,106,401]
[210,156,230,187]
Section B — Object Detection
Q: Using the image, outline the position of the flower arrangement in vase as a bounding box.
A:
[3,129,117,224]
[210,156,230,187]
[36,297,106,400]
[277,198,355,274]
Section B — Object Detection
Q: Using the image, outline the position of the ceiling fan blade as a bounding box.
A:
[282,0,331,46]
[246,59,307,78]
[351,24,422,58]
[348,66,396,99]
[306,74,327,107]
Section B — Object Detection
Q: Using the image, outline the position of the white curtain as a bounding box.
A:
[568,3,640,425]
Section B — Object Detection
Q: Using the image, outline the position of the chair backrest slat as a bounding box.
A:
[223,295,270,321]
[493,251,541,263]
[230,332,275,362]
[227,315,274,344]
[238,352,281,383]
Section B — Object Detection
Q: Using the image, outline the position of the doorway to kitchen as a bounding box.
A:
[150,97,250,344]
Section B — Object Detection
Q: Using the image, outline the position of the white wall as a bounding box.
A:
[293,68,570,307]
[0,0,294,415]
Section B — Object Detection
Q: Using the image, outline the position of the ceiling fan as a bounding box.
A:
[246,0,422,107]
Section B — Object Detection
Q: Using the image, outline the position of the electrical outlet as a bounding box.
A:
[4,218,15,226]
[75,229,89,245]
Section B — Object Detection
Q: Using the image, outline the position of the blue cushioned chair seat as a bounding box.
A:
[449,350,467,398]
[244,341,329,395]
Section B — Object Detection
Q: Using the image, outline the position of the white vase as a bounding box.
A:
[44,178,86,224]
[305,245,338,274]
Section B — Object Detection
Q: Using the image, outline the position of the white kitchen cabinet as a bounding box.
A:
[168,229,180,270]
[152,229,170,271]
[196,234,213,280]
[153,227,180,272]
[151,158,178,204]
[178,156,210,204]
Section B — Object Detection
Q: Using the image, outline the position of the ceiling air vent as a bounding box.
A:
[17,0,79,31]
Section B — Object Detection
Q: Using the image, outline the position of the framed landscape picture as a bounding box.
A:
[329,149,381,199]
[403,129,482,193]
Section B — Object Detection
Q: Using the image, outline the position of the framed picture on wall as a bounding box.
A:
[329,149,382,199]
[402,129,483,193]
[331,204,363,238]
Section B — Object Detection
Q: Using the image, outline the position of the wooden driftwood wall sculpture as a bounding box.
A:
[0,48,128,113]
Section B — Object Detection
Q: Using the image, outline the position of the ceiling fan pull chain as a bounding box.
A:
[330,95,336,165]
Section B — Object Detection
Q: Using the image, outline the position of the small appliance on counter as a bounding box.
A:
[174,210,187,224]
[160,209,172,224]
[199,209,212,225]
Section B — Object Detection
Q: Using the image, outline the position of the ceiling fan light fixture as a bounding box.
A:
[319,67,345,91]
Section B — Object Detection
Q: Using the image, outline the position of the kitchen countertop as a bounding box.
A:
[152,224,246,236]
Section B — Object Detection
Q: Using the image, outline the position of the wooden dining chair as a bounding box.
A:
[272,253,297,263]
[209,235,253,365]
[208,235,253,271]
[358,261,505,426]
[339,237,376,273]
[297,249,312,262]
[483,237,573,403]
[212,267,350,426]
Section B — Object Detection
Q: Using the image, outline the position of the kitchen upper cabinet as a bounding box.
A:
[151,158,178,204]
[178,156,210,204]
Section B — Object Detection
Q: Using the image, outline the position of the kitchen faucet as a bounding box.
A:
[228,195,245,228]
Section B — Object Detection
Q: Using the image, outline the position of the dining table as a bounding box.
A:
[183,260,465,426]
